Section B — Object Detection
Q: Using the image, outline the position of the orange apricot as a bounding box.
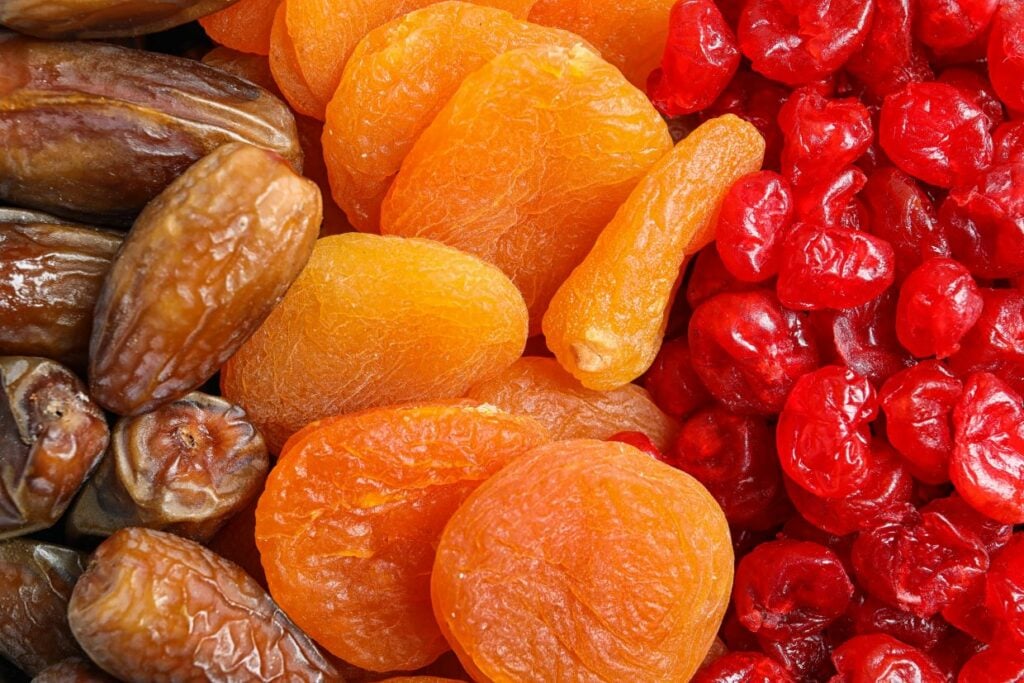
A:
[200,0,280,55]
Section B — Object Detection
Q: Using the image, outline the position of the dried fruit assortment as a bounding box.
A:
[1,0,1024,681]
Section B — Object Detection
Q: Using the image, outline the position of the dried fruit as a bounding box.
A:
[0,213,120,369]
[543,115,764,390]
[0,36,302,226]
[917,0,999,50]
[778,89,873,188]
[939,66,1006,130]
[830,634,945,683]
[714,171,794,282]
[323,2,588,232]
[200,0,280,55]
[643,337,711,419]
[68,393,268,543]
[988,2,1024,113]
[792,166,868,229]
[895,257,983,359]
[825,290,916,386]
[465,357,678,452]
[222,233,528,453]
[862,168,948,280]
[0,0,239,38]
[756,630,834,681]
[692,651,796,683]
[256,403,549,671]
[0,540,86,676]
[0,357,108,539]
[89,143,321,416]
[33,658,118,682]
[948,288,1024,393]
[68,528,339,681]
[382,44,671,329]
[845,593,951,651]
[432,440,733,681]
[985,533,1024,644]
[846,0,931,100]
[958,641,1024,683]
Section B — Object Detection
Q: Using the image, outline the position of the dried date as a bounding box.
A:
[1,0,239,40]
[32,658,118,682]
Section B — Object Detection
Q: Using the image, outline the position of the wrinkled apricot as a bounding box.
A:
[543,115,765,390]
[200,0,280,55]
[221,233,528,452]
[432,439,733,681]
[323,2,588,232]
[465,356,678,451]
[381,43,671,330]
[256,403,549,671]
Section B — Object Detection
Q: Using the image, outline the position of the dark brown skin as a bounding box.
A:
[89,142,321,416]
[0,357,109,539]
[32,658,118,682]
[0,0,240,40]
[0,35,302,226]
[0,214,121,369]
[68,392,268,543]
[68,528,342,682]
[0,539,87,676]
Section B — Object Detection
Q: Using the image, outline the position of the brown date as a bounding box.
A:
[89,142,321,416]
[0,35,302,226]
[68,392,268,543]
[68,527,342,682]
[0,0,239,40]
[0,212,121,369]
[0,539,87,676]
[0,357,109,539]
[32,658,118,682]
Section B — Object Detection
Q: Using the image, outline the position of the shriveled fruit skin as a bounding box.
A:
[222,233,528,453]
[323,1,590,232]
[0,0,239,39]
[68,528,339,682]
[0,540,86,676]
[432,439,733,681]
[0,215,120,369]
[257,403,550,672]
[528,0,675,87]
[33,658,119,682]
[464,356,678,451]
[0,36,302,227]
[381,44,671,330]
[543,115,765,391]
[89,143,321,416]
[200,0,280,55]
[270,0,535,119]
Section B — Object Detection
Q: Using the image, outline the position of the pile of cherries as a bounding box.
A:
[627,0,1024,680]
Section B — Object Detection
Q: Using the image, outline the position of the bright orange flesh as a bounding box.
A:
[200,0,280,55]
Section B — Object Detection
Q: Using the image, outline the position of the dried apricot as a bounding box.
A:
[381,44,671,329]
[464,356,678,451]
[323,1,589,232]
[221,233,528,452]
[528,0,676,87]
[256,403,550,671]
[432,439,733,681]
[543,114,765,390]
[200,0,280,55]
[269,0,536,119]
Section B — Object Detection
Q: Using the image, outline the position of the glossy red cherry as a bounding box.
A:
[916,0,999,51]
[845,593,951,652]
[715,171,794,282]
[948,288,1024,395]
[642,336,711,419]
[692,651,796,683]
[988,2,1024,113]
[985,534,1024,645]
[846,0,932,101]
[895,257,983,359]
[830,634,945,683]
[778,89,874,187]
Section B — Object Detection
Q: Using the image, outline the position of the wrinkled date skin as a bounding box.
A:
[0,0,239,39]
[0,357,108,539]
[68,527,340,682]
[89,143,321,416]
[0,212,120,369]
[0,35,303,226]
[33,658,118,682]
[69,392,268,543]
[0,539,87,676]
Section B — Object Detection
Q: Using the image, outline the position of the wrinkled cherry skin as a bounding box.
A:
[830,634,945,683]
[674,407,790,530]
[895,257,983,359]
[880,361,963,484]
[737,0,875,86]
[958,641,1024,683]
[715,171,793,282]
[701,69,789,167]
[985,534,1024,645]
[994,121,1024,163]
[794,167,868,229]
[862,168,949,281]
[938,67,1006,130]
[647,0,740,116]
[922,494,1012,553]
[879,82,993,188]
[815,290,914,387]
[777,365,878,498]
[916,0,999,51]
[783,441,913,537]
[692,651,796,683]
[778,89,873,188]
[733,540,854,639]
[777,224,895,312]
[688,289,820,415]
[851,509,989,617]
[951,372,1024,524]
[686,247,757,308]
[845,593,951,652]
[988,3,1024,113]
[940,162,1024,279]
[642,337,710,419]
[755,630,835,681]
[948,289,1024,394]
[846,0,932,100]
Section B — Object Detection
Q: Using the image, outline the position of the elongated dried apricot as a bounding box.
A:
[381,44,671,329]
[543,115,765,390]
[432,439,733,681]
[465,356,678,451]
[200,0,280,55]
[323,2,588,232]
[222,233,528,453]
[528,0,676,87]
[257,403,550,672]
